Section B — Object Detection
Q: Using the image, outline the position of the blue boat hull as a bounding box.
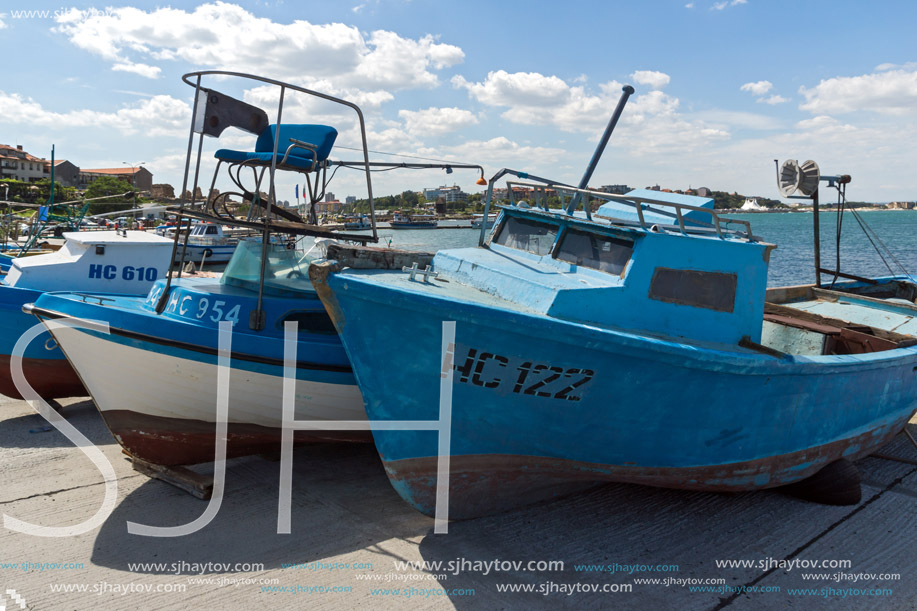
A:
[319,272,917,518]
[30,278,367,465]
[0,285,84,399]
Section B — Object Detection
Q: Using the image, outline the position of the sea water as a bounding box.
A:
[353,211,917,288]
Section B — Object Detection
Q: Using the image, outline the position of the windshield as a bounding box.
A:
[221,238,316,296]
[493,216,558,256]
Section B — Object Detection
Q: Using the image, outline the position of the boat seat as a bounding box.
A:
[214,124,337,172]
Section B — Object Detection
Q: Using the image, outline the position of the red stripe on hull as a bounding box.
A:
[101,409,371,466]
[0,354,86,400]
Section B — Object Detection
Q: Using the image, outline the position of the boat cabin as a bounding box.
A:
[3,231,174,293]
[437,198,771,346]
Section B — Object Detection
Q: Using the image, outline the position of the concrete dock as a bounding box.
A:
[1,394,915,610]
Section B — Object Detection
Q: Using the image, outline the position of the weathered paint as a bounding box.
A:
[316,215,917,517]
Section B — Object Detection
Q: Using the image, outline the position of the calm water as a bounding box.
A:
[345,211,917,288]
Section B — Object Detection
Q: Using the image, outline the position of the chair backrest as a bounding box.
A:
[193,88,269,138]
[255,124,338,161]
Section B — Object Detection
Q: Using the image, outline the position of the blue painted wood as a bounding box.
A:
[319,205,917,517]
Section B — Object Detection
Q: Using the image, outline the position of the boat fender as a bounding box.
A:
[203,248,214,257]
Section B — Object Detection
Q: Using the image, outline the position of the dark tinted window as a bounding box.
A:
[649,268,737,312]
[279,310,337,334]
[556,229,633,275]
[493,216,558,256]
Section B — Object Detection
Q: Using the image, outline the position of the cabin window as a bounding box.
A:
[556,229,633,275]
[648,268,737,312]
[279,310,337,335]
[493,216,558,256]
[206,225,218,235]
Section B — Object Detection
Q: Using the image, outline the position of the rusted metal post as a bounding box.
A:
[813,188,821,287]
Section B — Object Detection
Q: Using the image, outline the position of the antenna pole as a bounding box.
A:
[566,85,635,217]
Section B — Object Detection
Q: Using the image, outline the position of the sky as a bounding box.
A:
[1,0,916,204]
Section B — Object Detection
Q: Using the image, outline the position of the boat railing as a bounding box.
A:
[478,168,753,244]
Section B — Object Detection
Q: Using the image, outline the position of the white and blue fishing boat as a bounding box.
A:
[391,211,438,229]
[343,215,372,230]
[311,86,917,518]
[0,230,174,400]
[26,71,485,465]
[177,222,239,264]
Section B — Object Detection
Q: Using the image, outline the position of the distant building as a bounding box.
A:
[314,200,343,215]
[345,195,356,204]
[79,166,153,192]
[324,192,335,203]
[51,160,80,187]
[0,144,50,183]
[695,187,712,198]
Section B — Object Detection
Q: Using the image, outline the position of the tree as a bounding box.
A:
[84,176,133,215]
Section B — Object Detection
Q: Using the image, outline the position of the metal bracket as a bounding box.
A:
[402,262,438,282]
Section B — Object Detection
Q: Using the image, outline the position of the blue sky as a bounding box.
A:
[1,0,916,203]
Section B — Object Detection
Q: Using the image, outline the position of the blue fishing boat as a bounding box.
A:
[311,87,917,518]
[26,71,486,466]
[0,230,174,399]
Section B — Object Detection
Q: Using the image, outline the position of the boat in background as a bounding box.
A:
[343,215,372,230]
[471,213,497,229]
[177,222,239,264]
[0,230,173,399]
[311,86,917,518]
[391,211,438,229]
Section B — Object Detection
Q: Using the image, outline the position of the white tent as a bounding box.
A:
[740,198,762,211]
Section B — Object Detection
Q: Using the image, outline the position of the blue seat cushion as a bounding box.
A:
[214,123,337,169]
[214,150,317,170]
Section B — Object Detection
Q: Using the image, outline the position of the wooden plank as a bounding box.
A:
[131,456,214,500]
[764,302,917,346]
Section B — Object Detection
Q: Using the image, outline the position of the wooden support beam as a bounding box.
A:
[132,456,214,500]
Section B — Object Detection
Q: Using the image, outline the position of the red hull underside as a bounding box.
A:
[101,409,372,466]
[0,354,86,400]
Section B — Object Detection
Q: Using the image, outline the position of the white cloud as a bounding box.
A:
[0,92,189,137]
[352,4,365,13]
[398,107,479,136]
[631,70,670,90]
[112,61,162,79]
[685,3,695,7]
[712,0,746,9]
[799,68,917,115]
[454,70,729,156]
[761,94,789,105]
[0,13,7,29]
[53,2,463,92]
[740,80,773,96]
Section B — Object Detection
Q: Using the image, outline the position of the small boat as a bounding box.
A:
[343,215,372,230]
[471,213,497,229]
[391,211,438,229]
[176,222,239,264]
[0,230,174,399]
[311,86,917,519]
[26,70,487,467]
[28,239,367,463]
